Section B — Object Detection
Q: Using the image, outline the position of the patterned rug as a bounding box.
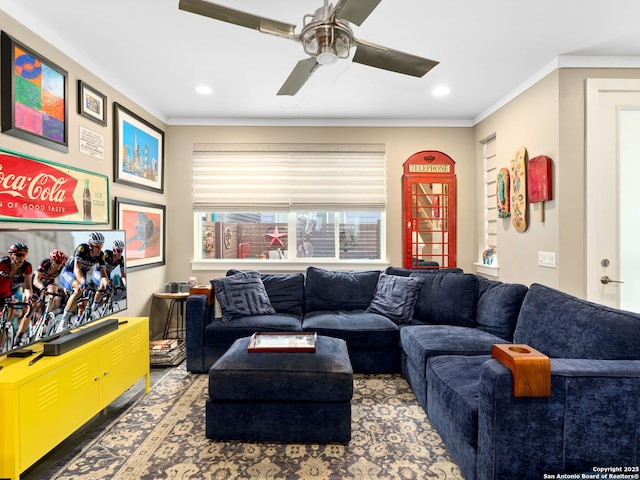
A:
[49,365,463,480]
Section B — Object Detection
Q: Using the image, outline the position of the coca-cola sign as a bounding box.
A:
[0,149,109,224]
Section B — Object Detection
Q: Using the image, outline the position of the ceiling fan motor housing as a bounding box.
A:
[301,19,353,64]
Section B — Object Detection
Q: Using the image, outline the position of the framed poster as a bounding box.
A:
[78,80,107,126]
[113,102,164,193]
[0,147,109,224]
[115,197,165,270]
[0,31,68,152]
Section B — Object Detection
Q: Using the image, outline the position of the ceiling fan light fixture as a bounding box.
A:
[317,50,338,65]
[301,21,352,64]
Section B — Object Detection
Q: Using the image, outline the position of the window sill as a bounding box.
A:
[192,259,391,273]
[474,262,499,278]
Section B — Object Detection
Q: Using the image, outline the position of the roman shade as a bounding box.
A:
[192,143,386,212]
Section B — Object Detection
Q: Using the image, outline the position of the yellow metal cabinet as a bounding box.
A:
[0,317,150,480]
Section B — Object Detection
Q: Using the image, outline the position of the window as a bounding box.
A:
[192,144,386,266]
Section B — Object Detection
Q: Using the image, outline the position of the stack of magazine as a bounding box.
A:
[148,338,186,366]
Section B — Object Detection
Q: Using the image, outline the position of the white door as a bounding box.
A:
[586,79,640,312]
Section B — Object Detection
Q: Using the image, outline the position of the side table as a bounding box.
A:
[153,290,190,339]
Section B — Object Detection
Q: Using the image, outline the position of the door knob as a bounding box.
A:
[601,275,624,285]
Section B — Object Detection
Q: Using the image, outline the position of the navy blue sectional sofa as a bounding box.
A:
[185,267,640,479]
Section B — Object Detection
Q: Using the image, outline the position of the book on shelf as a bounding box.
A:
[149,338,179,350]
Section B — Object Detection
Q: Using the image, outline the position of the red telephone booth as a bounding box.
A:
[402,151,457,269]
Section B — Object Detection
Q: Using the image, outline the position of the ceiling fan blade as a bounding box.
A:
[277,58,320,96]
[333,0,382,26]
[179,0,296,38]
[353,39,439,77]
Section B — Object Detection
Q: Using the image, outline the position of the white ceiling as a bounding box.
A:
[4,0,640,126]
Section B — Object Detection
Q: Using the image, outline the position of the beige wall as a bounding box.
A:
[473,72,561,288]
[165,126,474,283]
[474,67,640,297]
[0,11,168,325]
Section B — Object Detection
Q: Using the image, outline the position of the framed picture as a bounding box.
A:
[247,332,317,353]
[78,80,107,126]
[115,197,166,271]
[113,102,164,193]
[0,147,109,224]
[0,31,68,152]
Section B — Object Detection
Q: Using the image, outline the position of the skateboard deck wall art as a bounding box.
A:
[509,146,528,232]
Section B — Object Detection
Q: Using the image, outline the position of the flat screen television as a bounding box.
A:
[0,229,127,357]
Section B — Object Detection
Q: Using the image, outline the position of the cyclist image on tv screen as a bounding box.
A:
[59,232,109,328]
[0,243,37,348]
[31,249,67,319]
[93,239,127,288]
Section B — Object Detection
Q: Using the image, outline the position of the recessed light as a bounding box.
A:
[196,85,213,95]
[432,86,450,97]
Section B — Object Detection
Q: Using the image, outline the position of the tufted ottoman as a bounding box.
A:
[206,335,353,443]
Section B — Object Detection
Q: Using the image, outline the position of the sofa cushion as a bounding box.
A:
[385,266,464,276]
[411,273,478,327]
[204,313,302,347]
[304,267,381,312]
[211,271,276,322]
[366,273,426,324]
[401,325,503,376]
[427,355,490,448]
[514,283,640,359]
[302,310,399,348]
[228,270,304,315]
[475,277,528,341]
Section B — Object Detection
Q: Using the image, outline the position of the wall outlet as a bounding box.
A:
[538,251,556,268]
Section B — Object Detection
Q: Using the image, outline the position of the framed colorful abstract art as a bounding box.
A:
[0,32,68,152]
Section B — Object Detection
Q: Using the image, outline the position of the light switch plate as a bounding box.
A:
[538,251,556,268]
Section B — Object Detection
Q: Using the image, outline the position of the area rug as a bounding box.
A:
[50,365,463,480]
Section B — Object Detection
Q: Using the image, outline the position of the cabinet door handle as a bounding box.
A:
[103,371,110,376]
[94,376,99,381]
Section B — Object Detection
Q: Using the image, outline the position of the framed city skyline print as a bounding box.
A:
[115,197,166,270]
[0,31,69,152]
[78,79,107,126]
[113,102,164,193]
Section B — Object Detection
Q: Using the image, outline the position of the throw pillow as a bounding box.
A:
[227,269,304,315]
[366,273,426,324]
[410,272,478,327]
[211,271,275,323]
[304,266,381,312]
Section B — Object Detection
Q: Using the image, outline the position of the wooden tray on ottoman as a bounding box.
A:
[247,332,317,353]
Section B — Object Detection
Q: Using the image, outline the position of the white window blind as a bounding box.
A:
[193,151,290,210]
[483,136,498,249]
[192,144,386,211]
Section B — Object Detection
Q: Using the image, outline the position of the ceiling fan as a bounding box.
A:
[178,0,439,95]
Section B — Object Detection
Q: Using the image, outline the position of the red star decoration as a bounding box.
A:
[266,226,287,247]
